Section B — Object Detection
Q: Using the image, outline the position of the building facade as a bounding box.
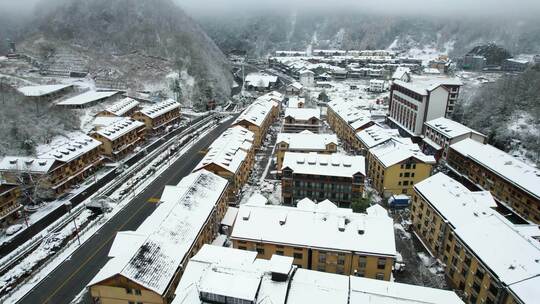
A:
[411,173,540,304]
[132,99,181,133]
[230,200,396,280]
[275,131,338,170]
[281,152,365,207]
[283,108,321,133]
[388,77,462,137]
[91,118,146,161]
[367,139,435,197]
[0,183,22,227]
[447,139,540,224]
[422,117,486,161]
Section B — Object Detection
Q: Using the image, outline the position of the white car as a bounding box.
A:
[5,224,23,236]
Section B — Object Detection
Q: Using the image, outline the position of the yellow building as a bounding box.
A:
[411,173,540,304]
[91,118,146,161]
[326,99,379,151]
[132,99,181,134]
[88,170,229,304]
[171,244,463,304]
[447,138,540,224]
[231,94,279,148]
[275,131,338,170]
[230,197,396,280]
[0,134,103,198]
[367,138,435,197]
[0,183,22,227]
[193,126,255,202]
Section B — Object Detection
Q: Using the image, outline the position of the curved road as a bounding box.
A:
[16,116,237,304]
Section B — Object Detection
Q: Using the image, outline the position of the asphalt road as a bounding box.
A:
[16,117,237,304]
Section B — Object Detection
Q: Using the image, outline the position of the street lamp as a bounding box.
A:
[64,201,81,245]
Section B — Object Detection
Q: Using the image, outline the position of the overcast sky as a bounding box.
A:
[2,0,540,17]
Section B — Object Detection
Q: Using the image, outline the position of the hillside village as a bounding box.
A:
[0,1,540,304]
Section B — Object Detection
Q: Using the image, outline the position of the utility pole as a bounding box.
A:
[64,201,81,245]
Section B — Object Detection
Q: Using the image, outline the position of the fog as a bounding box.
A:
[2,0,540,17]
[176,0,540,17]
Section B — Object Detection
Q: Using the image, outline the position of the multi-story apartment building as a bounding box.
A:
[411,173,540,304]
[0,135,103,198]
[88,170,229,304]
[281,152,366,207]
[0,183,22,227]
[283,108,321,133]
[96,97,140,117]
[388,76,463,137]
[232,93,280,147]
[286,95,305,108]
[326,99,380,150]
[275,131,338,170]
[91,118,146,161]
[422,117,486,160]
[230,198,396,280]
[171,244,463,304]
[447,139,540,224]
[367,139,435,197]
[132,99,181,133]
[194,126,255,202]
[355,124,402,156]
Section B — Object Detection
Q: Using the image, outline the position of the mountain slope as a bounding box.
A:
[19,0,233,107]
[195,11,540,58]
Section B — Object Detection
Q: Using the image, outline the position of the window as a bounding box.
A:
[375,272,385,280]
[318,264,326,271]
[403,181,409,186]
[238,246,247,250]
[475,268,485,281]
[126,288,133,294]
[488,282,499,296]
[358,256,367,268]
[134,289,142,296]
[276,250,284,255]
[293,252,303,259]
[404,172,410,177]
[472,281,481,294]
[256,248,265,255]
[319,252,326,263]
[377,258,386,270]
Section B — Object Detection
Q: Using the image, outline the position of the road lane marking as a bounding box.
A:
[41,199,151,304]
[147,197,160,203]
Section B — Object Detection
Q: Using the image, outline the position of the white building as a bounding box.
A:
[245,73,278,91]
[299,69,315,87]
[369,79,385,92]
[388,76,463,137]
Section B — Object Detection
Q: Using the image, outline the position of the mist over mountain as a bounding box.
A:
[6,0,234,106]
[192,10,540,57]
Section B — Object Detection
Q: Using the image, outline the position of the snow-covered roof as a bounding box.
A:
[282,152,366,178]
[506,58,529,64]
[394,76,462,95]
[88,170,228,295]
[38,134,102,163]
[450,139,540,199]
[245,73,278,88]
[288,81,303,90]
[95,118,145,141]
[369,79,384,85]
[327,99,380,129]
[91,116,123,129]
[195,126,254,174]
[17,84,72,97]
[369,139,435,168]
[286,96,305,108]
[103,97,139,116]
[56,90,118,106]
[0,156,58,174]
[221,207,239,227]
[231,202,396,256]
[356,124,402,149]
[392,67,410,80]
[284,108,320,121]
[415,173,540,301]
[173,245,461,304]
[425,117,484,139]
[171,245,290,304]
[349,275,463,303]
[139,99,180,119]
[234,97,275,127]
[276,131,337,151]
[287,269,350,303]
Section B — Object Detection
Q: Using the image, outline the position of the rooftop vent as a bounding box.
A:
[25,159,34,165]
[338,218,345,232]
[279,213,287,226]
[241,209,251,221]
[9,159,17,165]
